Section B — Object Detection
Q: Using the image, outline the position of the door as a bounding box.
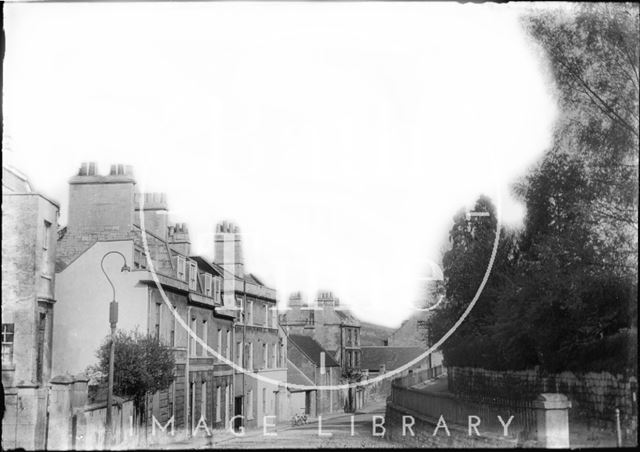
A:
[304,391,311,415]
[190,382,196,432]
[234,396,243,431]
[273,391,279,420]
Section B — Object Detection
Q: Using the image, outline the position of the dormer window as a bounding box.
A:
[204,273,213,297]
[214,278,221,302]
[177,256,186,281]
[188,261,198,291]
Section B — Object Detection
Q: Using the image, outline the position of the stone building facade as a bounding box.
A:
[2,165,60,450]
[280,291,364,411]
[213,222,288,429]
[52,162,237,438]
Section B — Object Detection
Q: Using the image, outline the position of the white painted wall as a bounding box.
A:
[53,240,150,376]
[255,368,287,427]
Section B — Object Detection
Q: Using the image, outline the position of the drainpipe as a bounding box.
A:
[185,306,192,437]
[242,278,247,430]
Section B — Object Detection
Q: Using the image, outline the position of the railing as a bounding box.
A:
[392,365,444,388]
[390,368,536,440]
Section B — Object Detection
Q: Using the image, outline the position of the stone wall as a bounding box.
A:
[384,401,519,448]
[448,367,638,429]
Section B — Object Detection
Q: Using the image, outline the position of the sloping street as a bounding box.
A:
[150,401,403,449]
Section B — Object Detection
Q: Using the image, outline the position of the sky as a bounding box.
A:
[3,2,559,328]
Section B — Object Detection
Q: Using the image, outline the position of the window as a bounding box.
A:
[247,389,254,419]
[248,343,254,371]
[280,343,285,369]
[262,388,266,415]
[190,317,197,356]
[204,273,213,297]
[201,320,208,357]
[2,324,14,366]
[226,330,231,360]
[216,386,222,422]
[188,262,198,291]
[43,221,51,250]
[236,341,242,365]
[271,343,277,368]
[201,381,207,421]
[177,256,186,280]
[154,303,162,340]
[217,329,222,357]
[263,343,268,369]
[36,313,46,382]
[170,306,176,347]
[214,278,221,302]
[248,301,253,325]
[168,381,175,419]
[41,221,52,276]
[355,329,359,346]
[224,385,230,426]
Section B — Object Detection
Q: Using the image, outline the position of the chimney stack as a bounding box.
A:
[67,162,136,237]
[214,221,244,278]
[135,192,169,240]
[288,292,304,307]
[168,222,190,256]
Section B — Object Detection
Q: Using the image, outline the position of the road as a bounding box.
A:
[150,401,405,449]
[214,401,402,449]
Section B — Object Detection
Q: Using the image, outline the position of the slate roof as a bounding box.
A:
[360,346,429,372]
[334,309,360,326]
[288,334,340,368]
[287,359,315,392]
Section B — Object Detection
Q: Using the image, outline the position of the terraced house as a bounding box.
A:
[52,162,236,439]
[213,222,288,430]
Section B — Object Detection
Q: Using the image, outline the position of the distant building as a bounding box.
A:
[286,334,342,417]
[280,291,364,411]
[280,291,362,373]
[360,346,433,378]
[385,310,443,368]
[2,165,60,450]
[53,162,235,437]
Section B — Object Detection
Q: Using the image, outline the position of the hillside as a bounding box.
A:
[359,321,395,346]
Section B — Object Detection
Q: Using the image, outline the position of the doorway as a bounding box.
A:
[234,396,243,432]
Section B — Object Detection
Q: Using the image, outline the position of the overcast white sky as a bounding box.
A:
[3,2,560,328]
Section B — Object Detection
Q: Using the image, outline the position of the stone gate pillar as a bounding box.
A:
[534,393,572,448]
[47,375,75,450]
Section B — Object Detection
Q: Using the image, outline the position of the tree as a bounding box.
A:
[427,196,521,369]
[91,330,175,423]
[428,5,638,375]
[516,3,638,373]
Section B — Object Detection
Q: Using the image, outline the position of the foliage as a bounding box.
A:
[343,367,364,382]
[428,4,638,375]
[94,329,175,410]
